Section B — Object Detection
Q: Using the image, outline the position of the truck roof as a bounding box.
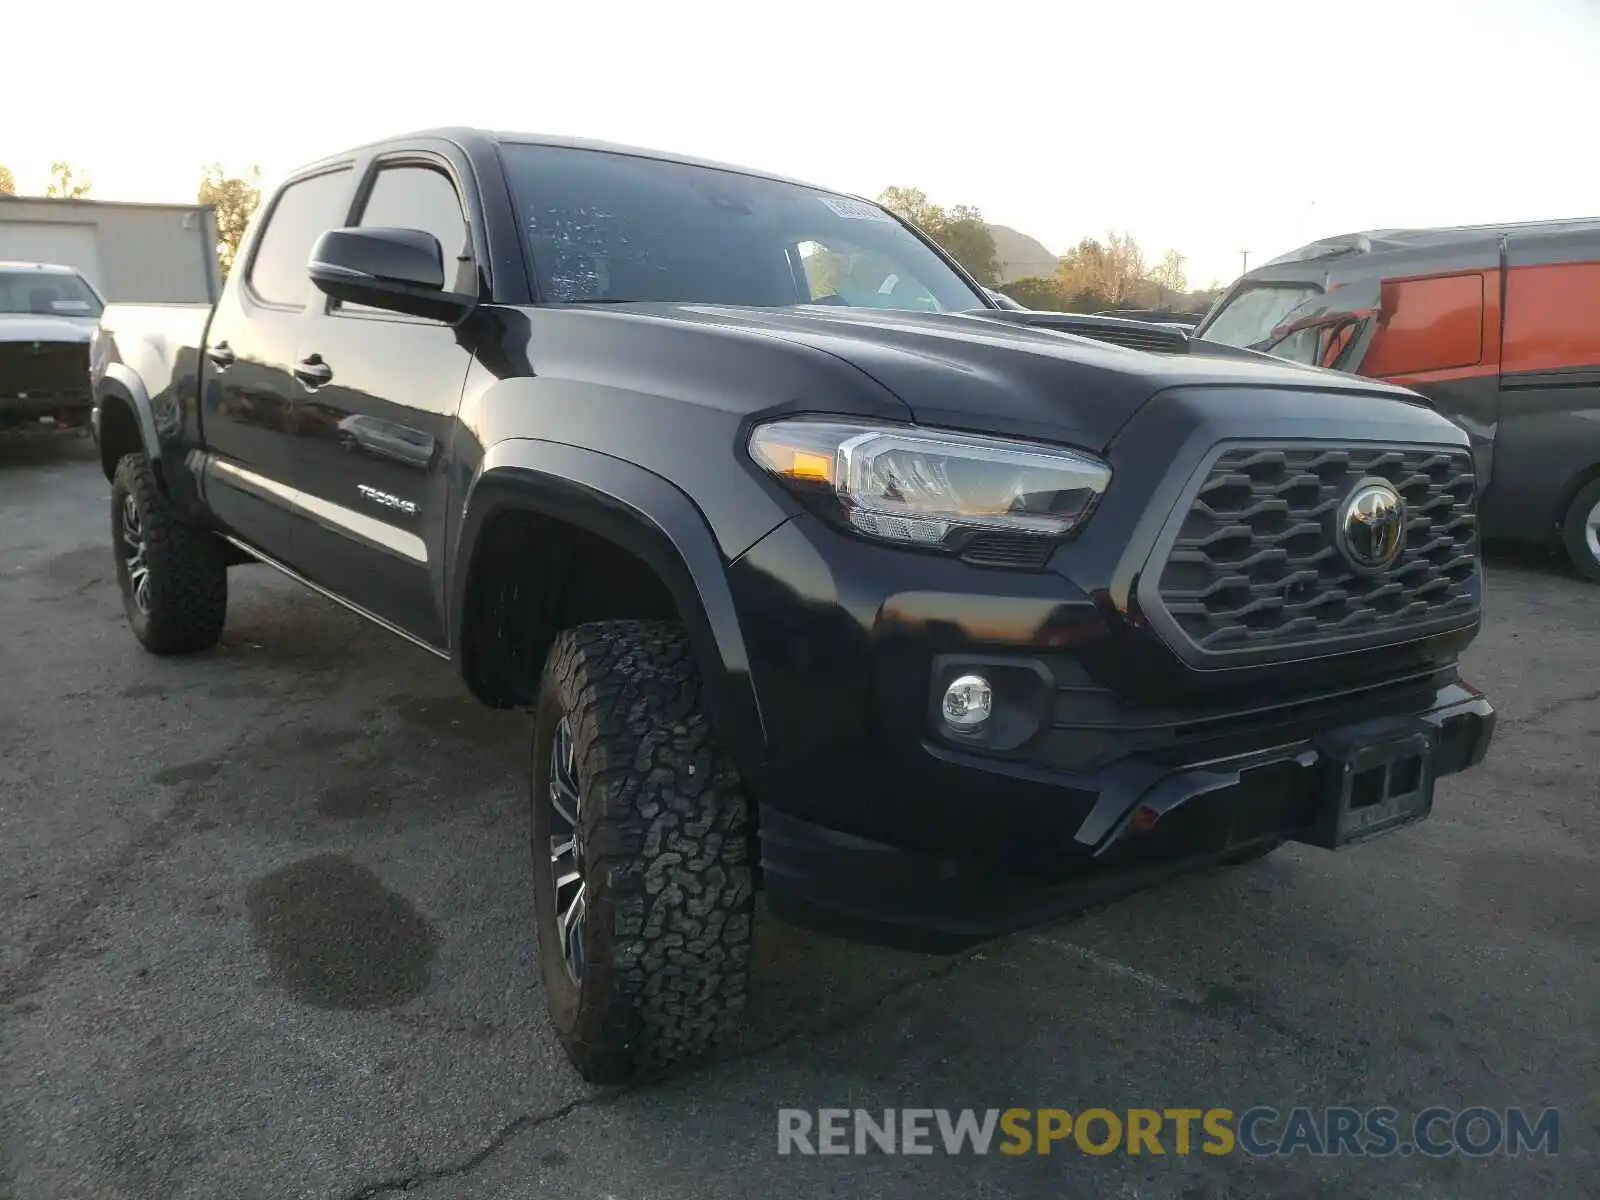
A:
[0,261,84,274]
[1266,215,1600,268]
[292,126,855,201]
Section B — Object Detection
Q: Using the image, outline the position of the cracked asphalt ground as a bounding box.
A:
[2,436,1595,1200]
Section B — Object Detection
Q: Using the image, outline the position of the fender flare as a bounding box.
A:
[452,438,770,772]
[94,362,162,468]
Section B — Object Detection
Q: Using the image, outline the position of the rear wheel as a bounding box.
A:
[110,452,227,655]
[1561,478,1600,582]
[529,620,754,1084]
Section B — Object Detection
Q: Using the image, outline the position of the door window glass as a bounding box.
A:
[1268,326,1320,364]
[1199,284,1321,350]
[354,165,475,295]
[246,168,353,307]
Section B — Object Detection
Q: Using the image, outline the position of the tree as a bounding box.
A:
[199,164,263,278]
[45,161,91,198]
[1149,249,1187,305]
[1054,231,1148,308]
[876,186,1000,287]
[876,186,942,231]
[1098,232,1146,306]
[1053,238,1111,310]
[999,276,1066,310]
[0,165,14,196]
[1055,237,1105,297]
[937,204,1002,288]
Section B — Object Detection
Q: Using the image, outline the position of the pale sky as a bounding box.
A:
[8,0,1599,289]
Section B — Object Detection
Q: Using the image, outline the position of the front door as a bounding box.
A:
[287,157,478,649]
[199,165,355,563]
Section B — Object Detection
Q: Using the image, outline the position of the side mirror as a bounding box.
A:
[308,227,477,324]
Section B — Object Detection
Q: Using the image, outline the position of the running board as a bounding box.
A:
[220,534,450,661]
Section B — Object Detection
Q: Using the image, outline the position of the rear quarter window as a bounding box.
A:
[1364,273,1485,377]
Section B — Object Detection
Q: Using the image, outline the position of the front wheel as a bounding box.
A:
[529,620,754,1084]
[110,453,227,655]
[1561,478,1600,582]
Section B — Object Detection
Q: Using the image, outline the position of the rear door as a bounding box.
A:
[199,165,354,563]
[286,154,479,649]
[1487,232,1600,540]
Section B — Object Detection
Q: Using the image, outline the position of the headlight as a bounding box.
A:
[748,417,1111,553]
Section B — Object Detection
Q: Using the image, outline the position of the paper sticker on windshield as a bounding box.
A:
[818,196,892,222]
[51,300,91,313]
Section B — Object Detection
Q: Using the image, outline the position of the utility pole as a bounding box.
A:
[1240,250,1251,276]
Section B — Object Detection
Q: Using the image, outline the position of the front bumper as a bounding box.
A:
[758,686,1494,953]
[725,388,1495,953]
[728,506,1494,953]
[0,392,92,426]
[1,339,93,427]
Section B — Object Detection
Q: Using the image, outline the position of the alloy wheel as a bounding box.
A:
[547,715,587,982]
[121,493,151,613]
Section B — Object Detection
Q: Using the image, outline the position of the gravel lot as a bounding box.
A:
[2,436,1595,1200]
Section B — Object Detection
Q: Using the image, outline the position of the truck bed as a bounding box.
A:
[90,302,214,457]
[96,302,212,367]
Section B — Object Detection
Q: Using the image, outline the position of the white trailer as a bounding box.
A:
[0,196,220,303]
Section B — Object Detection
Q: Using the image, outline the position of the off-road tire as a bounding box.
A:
[1561,478,1600,582]
[529,619,754,1084]
[111,452,227,655]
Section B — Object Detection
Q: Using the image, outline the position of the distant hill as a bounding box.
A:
[986,224,1058,284]
[979,222,1219,315]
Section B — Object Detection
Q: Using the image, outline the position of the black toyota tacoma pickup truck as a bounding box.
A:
[91,128,1496,1083]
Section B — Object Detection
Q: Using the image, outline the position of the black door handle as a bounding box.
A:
[205,341,235,368]
[294,354,333,388]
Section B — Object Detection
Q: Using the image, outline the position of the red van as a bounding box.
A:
[1195,219,1600,579]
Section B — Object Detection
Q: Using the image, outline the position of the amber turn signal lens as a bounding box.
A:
[788,451,833,481]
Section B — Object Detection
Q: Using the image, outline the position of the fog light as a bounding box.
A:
[942,674,993,731]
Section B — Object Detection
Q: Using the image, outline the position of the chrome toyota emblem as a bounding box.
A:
[1338,480,1407,571]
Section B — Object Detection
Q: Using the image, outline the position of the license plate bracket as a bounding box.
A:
[1296,729,1436,850]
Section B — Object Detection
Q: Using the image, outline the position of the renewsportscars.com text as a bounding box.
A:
[776,1106,1560,1158]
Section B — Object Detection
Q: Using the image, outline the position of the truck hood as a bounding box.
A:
[609,303,1421,451]
[0,315,98,344]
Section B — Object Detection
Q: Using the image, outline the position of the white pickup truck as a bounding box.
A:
[0,261,105,431]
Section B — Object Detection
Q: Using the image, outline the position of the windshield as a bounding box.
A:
[1198,283,1320,350]
[499,143,988,313]
[0,270,103,318]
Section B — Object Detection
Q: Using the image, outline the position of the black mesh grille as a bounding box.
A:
[0,342,89,400]
[1152,444,1479,655]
